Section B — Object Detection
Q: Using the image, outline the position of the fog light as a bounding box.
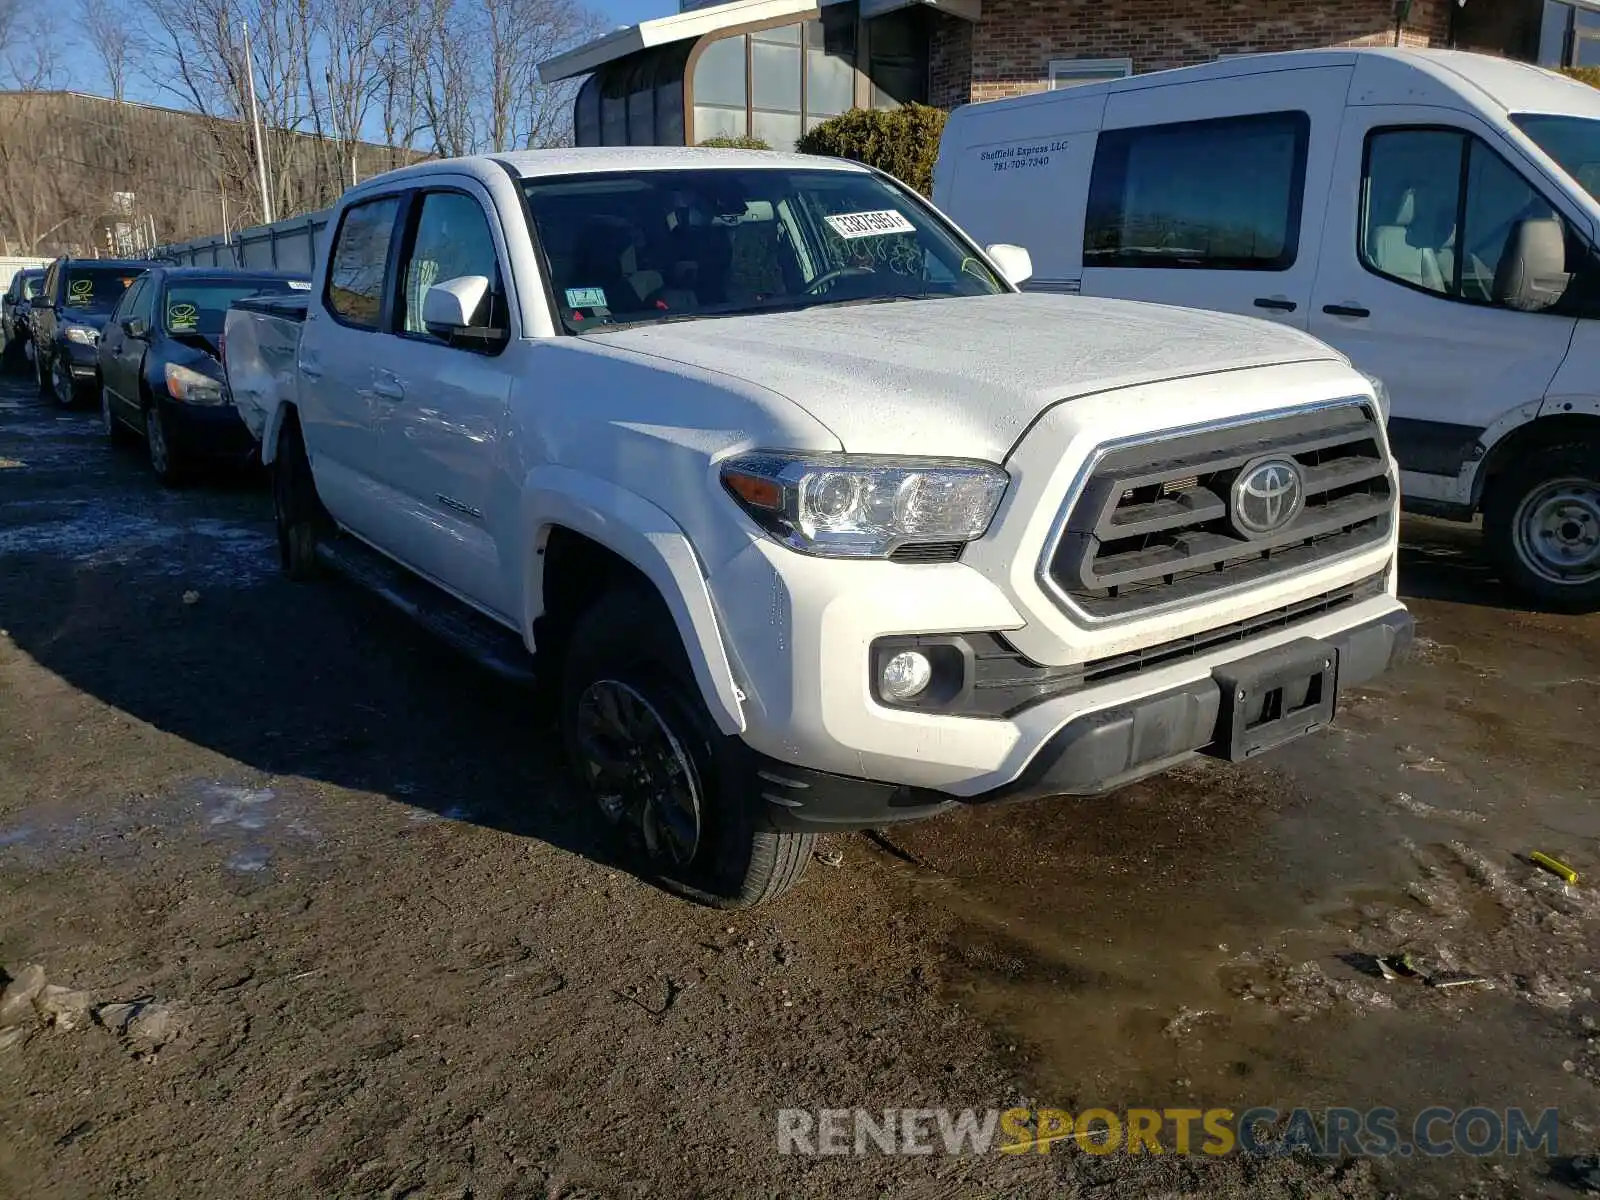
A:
[881,650,932,701]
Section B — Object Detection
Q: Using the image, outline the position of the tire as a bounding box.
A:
[560,587,813,908]
[145,401,183,486]
[51,354,76,409]
[1484,440,1600,612]
[101,387,135,447]
[272,414,323,581]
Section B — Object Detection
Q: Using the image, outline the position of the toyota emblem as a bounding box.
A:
[1231,458,1305,539]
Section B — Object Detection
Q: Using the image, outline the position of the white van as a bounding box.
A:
[934,49,1600,609]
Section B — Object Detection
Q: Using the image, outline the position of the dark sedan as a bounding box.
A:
[99,267,310,484]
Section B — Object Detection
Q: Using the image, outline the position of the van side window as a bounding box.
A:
[1084,112,1309,271]
[1362,127,1583,310]
[325,196,402,329]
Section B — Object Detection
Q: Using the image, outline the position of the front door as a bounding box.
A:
[1078,65,1354,330]
[378,185,517,616]
[101,276,151,420]
[1309,108,1583,505]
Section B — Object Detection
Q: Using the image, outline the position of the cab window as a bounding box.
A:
[325,197,402,329]
[398,191,507,346]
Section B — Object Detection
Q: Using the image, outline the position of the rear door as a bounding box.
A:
[295,194,405,541]
[1078,65,1354,330]
[1308,109,1582,504]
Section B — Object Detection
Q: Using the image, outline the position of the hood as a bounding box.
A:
[596,292,1343,460]
[63,311,111,330]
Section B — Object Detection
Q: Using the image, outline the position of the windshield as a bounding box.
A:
[163,279,307,337]
[1512,113,1600,200]
[21,273,42,300]
[522,167,1005,333]
[65,267,141,314]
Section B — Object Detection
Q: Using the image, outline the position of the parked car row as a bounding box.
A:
[4,254,308,483]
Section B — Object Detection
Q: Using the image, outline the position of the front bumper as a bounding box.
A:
[62,340,100,386]
[156,396,256,463]
[755,609,1414,831]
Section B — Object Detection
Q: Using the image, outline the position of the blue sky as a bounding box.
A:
[52,0,677,116]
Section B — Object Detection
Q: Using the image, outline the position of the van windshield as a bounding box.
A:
[521,167,1005,334]
[1512,113,1600,200]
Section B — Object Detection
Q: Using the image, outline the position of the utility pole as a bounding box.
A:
[242,21,275,225]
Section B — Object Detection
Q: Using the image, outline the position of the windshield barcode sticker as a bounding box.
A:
[823,210,916,240]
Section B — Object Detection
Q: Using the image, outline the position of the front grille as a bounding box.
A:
[1047,403,1392,619]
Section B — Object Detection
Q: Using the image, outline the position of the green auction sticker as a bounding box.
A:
[168,303,198,330]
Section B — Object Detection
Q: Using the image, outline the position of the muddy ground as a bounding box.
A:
[2,372,1600,1198]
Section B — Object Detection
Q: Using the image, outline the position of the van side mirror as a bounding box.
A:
[985,243,1033,287]
[1493,218,1570,312]
[423,275,493,336]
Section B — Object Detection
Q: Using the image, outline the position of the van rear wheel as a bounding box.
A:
[1485,441,1600,613]
[560,587,813,908]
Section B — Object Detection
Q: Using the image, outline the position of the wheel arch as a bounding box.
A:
[1473,411,1600,510]
[259,398,296,466]
[522,466,746,736]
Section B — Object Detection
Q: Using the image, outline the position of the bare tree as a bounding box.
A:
[80,0,133,102]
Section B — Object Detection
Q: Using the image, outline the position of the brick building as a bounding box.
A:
[539,0,1573,150]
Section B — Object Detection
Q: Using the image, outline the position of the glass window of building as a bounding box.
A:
[806,12,855,129]
[751,24,803,150]
[601,90,626,145]
[693,33,748,140]
[868,8,930,109]
[575,77,601,146]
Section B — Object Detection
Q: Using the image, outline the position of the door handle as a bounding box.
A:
[1253,297,1298,313]
[297,359,324,379]
[372,374,405,402]
[1322,303,1371,319]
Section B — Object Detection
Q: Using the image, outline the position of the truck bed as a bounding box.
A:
[224,295,307,446]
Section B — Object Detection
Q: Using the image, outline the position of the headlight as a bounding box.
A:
[64,324,99,345]
[1359,371,1390,425]
[165,362,225,405]
[720,452,1009,558]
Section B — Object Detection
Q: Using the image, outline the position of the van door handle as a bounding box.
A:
[1253,297,1297,312]
[298,358,324,379]
[1322,303,1371,319]
[372,373,405,402]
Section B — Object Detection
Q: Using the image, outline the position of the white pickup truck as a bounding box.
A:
[224,147,1414,908]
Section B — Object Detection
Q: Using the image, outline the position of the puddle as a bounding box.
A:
[867,576,1600,1183]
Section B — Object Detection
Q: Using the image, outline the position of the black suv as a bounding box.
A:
[33,257,148,406]
[2,268,45,368]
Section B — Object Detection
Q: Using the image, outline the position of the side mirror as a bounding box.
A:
[985,243,1034,287]
[1493,217,1570,312]
[122,317,147,339]
[423,275,492,336]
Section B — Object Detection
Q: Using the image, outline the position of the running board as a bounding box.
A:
[315,538,537,688]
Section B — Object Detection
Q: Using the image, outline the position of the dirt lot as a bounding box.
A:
[3,372,1600,1198]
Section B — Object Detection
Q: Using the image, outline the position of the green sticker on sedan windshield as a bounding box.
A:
[565,287,607,309]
